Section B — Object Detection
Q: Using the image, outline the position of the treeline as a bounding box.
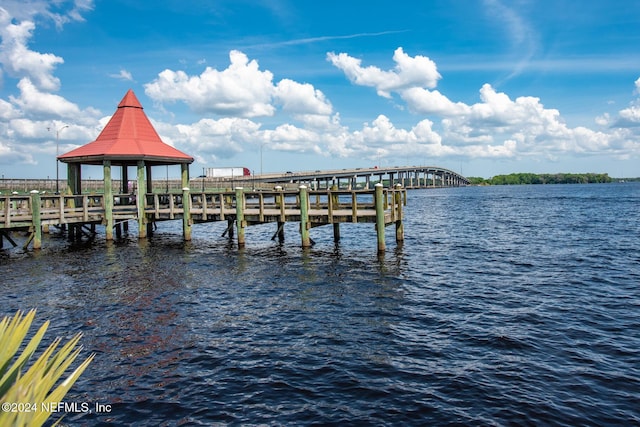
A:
[468,173,613,185]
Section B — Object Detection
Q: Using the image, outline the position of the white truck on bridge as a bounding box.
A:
[203,167,251,178]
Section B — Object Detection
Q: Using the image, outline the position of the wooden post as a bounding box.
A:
[375,183,385,252]
[30,190,42,249]
[235,187,245,247]
[103,160,114,240]
[181,164,192,241]
[146,163,154,236]
[182,187,192,241]
[330,184,339,213]
[328,184,339,242]
[351,191,358,223]
[299,185,311,247]
[394,184,404,242]
[67,163,79,194]
[275,186,285,223]
[137,160,147,238]
[122,166,129,232]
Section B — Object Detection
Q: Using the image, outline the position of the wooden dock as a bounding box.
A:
[0,184,406,252]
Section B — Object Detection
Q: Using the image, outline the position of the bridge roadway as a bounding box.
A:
[0,165,467,194]
[247,165,469,189]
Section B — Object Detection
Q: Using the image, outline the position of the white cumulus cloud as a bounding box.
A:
[328,48,624,161]
[172,117,262,160]
[327,47,441,98]
[145,50,337,126]
[274,79,332,116]
[145,50,276,118]
[10,78,82,118]
[0,7,63,91]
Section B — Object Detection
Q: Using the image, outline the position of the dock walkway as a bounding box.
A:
[1,184,406,252]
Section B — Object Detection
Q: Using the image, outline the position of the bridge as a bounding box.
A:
[242,165,469,189]
[0,165,468,194]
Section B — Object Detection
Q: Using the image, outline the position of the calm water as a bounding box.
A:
[1,183,639,426]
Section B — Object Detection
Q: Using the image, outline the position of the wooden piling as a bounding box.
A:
[235,187,245,247]
[137,161,147,238]
[375,183,385,252]
[30,190,41,249]
[275,186,285,223]
[122,166,129,232]
[182,187,192,241]
[103,160,114,240]
[394,184,404,242]
[299,185,311,247]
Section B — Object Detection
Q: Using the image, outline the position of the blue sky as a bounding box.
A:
[1,0,640,179]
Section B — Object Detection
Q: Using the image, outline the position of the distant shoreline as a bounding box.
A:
[466,173,638,185]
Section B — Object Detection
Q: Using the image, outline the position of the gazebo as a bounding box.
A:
[58,89,194,240]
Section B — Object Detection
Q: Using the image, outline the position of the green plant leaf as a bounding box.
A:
[0,311,94,427]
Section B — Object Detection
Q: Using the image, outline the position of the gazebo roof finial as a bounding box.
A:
[118,89,143,109]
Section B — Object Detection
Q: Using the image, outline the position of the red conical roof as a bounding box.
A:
[59,90,194,165]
